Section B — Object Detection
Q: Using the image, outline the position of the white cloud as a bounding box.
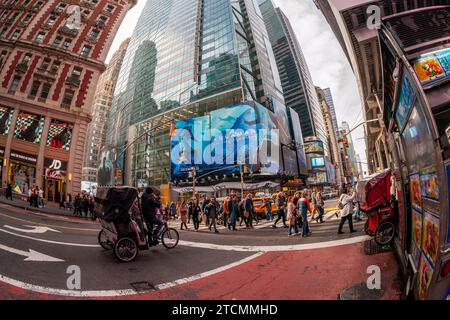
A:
[105,0,368,172]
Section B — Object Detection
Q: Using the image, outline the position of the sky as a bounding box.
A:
[106,0,368,174]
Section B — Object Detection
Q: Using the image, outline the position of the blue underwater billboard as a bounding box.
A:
[170,101,292,180]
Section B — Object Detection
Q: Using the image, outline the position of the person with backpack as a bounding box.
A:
[337,187,357,234]
[272,192,288,228]
[297,191,312,237]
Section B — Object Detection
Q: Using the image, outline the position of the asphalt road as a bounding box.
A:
[0,198,372,298]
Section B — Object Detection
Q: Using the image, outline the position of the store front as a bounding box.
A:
[380,7,450,300]
[0,147,4,184]
[8,150,37,195]
[43,158,67,203]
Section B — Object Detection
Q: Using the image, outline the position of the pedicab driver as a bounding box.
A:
[141,187,163,245]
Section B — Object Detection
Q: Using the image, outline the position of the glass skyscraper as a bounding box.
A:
[259,0,329,156]
[106,0,284,187]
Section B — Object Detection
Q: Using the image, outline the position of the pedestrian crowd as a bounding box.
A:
[160,186,360,237]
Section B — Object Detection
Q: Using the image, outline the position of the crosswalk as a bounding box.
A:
[167,210,365,234]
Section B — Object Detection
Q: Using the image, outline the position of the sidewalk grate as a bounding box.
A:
[130,281,157,293]
[364,239,392,255]
[339,283,384,300]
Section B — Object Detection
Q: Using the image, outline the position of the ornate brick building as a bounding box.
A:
[0,0,135,203]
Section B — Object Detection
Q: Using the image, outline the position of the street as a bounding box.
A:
[0,199,402,300]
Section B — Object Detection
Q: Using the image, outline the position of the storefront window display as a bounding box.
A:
[13,112,45,143]
[396,69,415,131]
[46,120,73,150]
[0,106,13,135]
[8,151,37,194]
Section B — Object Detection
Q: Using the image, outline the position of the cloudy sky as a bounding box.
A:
[106,0,368,173]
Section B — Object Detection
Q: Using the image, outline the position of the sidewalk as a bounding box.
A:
[0,196,75,218]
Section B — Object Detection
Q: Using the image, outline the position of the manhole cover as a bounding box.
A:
[364,239,392,255]
[339,283,384,300]
[130,281,156,292]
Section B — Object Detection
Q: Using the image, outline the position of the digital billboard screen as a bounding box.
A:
[170,102,285,180]
[311,157,325,168]
[304,141,324,154]
[288,107,307,176]
[282,146,298,176]
[273,99,291,145]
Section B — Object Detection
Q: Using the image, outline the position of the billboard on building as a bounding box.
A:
[304,140,324,154]
[170,102,286,181]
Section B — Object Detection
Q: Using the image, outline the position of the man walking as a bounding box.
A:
[314,188,325,223]
[206,197,220,233]
[228,195,239,231]
[273,192,288,228]
[244,193,255,229]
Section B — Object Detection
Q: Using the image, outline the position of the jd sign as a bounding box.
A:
[49,159,62,170]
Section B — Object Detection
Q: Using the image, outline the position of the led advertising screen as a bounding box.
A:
[311,157,325,168]
[304,140,324,154]
[0,106,13,135]
[13,112,45,143]
[170,102,286,180]
[97,147,114,186]
[413,48,450,87]
[46,120,73,150]
[282,146,298,176]
[288,107,307,176]
[307,171,328,185]
[273,98,291,145]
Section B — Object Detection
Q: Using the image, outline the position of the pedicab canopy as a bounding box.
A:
[94,187,139,222]
[356,169,392,211]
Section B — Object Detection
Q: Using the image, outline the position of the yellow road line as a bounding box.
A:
[0,212,99,232]
[325,208,338,212]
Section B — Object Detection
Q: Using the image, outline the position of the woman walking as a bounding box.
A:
[297,192,312,237]
[228,195,239,231]
[190,199,201,231]
[179,200,188,230]
[287,197,299,237]
[338,188,357,234]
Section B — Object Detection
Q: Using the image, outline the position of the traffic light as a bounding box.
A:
[116,168,122,178]
[343,137,349,148]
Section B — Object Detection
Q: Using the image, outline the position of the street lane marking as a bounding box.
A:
[0,228,100,248]
[0,252,263,297]
[4,225,61,234]
[0,212,98,232]
[0,243,64,262]
[177,235,371,252]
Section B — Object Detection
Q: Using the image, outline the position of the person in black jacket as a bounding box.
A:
[206,197,220,233]
[141,187,162,245]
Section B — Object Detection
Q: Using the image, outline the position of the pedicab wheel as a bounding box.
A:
[161,228,179,249]
[114,237,138,262]
[98,230,113,250]
[374,221,395,246]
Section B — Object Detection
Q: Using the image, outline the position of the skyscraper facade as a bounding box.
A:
[0,0,135,202]
[106,0,284,187]
[259,0,329,157]
[323,87,338,133]
[82,38,129,184]
[341,121,358,177]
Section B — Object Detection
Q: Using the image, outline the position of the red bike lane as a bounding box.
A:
[0,241,403,300]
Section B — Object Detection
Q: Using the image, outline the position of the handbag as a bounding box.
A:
[243,210,249,218]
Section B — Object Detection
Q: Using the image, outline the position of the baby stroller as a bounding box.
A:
[357,170,397,246]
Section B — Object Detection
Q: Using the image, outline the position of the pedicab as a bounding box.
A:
[95,187,179,262]
[356,170,397,246]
